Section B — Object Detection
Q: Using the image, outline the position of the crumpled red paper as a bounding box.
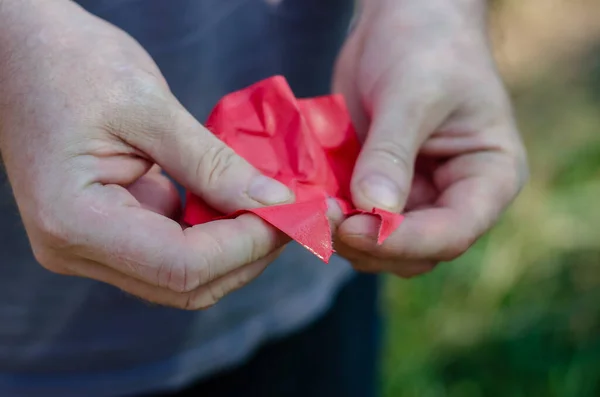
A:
[183,75,403,263]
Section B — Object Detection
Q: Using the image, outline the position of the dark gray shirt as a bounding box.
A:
[0,0,355,395]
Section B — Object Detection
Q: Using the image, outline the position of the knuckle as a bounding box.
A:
[182,294,199,310]
[183,228,221,288]
[115,69,168,106]
[205,284,226,307]
[400,58,449,100]
[246,231,265,264]
[197,233,224,278]
[167,291,207,311]
[155,259,173,289]
[197,144,241,189]
[233,267,256,289]
[36,213,71,249]
[31,245,70,275]
[156,259,193,293]
[368,142,414,176]
[194,259,214,290]
[180,294,198,311]
[239,217,279,263]
[182,287,221,311]
[105,75,175,143]
[413,76,447,106]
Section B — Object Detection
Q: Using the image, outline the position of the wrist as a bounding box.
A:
[0,0,35,145]
[0,1,49,74]
[351,0,492,57]
[0,0,77,62]
[0,0,68,150]
[357,0,489,30]
[359,0,488,11]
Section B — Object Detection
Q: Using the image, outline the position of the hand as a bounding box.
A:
[0,0,294,308]
[332,0,528,277]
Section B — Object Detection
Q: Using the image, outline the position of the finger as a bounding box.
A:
[351,258,437,279]
[332,235,364,261]
[67,248,283,310]
[191,246,285,309]
[113,97,293,213]
[404,173,438,211]
[326,197,345,234]
[127,167,180,218]
[340,151,522,262]
[387,261,438,279]
[71,183,289,293]
[350,78,451,213]
[334,236,437,277]
[332,34,370,140]
[146,164,163,174]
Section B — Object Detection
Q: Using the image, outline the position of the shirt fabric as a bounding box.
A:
[0,0,356,396]
[150,274,381,397]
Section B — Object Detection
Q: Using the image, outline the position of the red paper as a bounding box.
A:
[183,76,403,263]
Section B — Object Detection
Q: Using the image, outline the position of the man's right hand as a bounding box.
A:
[0,0,294,309]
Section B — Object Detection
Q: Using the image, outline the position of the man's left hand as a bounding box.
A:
[332,0,528,277]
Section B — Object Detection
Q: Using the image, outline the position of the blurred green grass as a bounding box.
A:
[381,40,600,397]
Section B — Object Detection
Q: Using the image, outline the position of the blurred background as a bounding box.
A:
[381,1,600,396]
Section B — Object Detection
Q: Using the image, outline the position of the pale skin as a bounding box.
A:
[0,0,528,308]
[333,0,528,277]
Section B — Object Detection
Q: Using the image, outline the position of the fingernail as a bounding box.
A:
[359,174,402,211]
[247,174,292,205]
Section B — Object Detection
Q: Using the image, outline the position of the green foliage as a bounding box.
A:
[381,48,600,396]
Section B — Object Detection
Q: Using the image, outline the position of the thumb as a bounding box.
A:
[117,96,293,213]
[350,96,422,213]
